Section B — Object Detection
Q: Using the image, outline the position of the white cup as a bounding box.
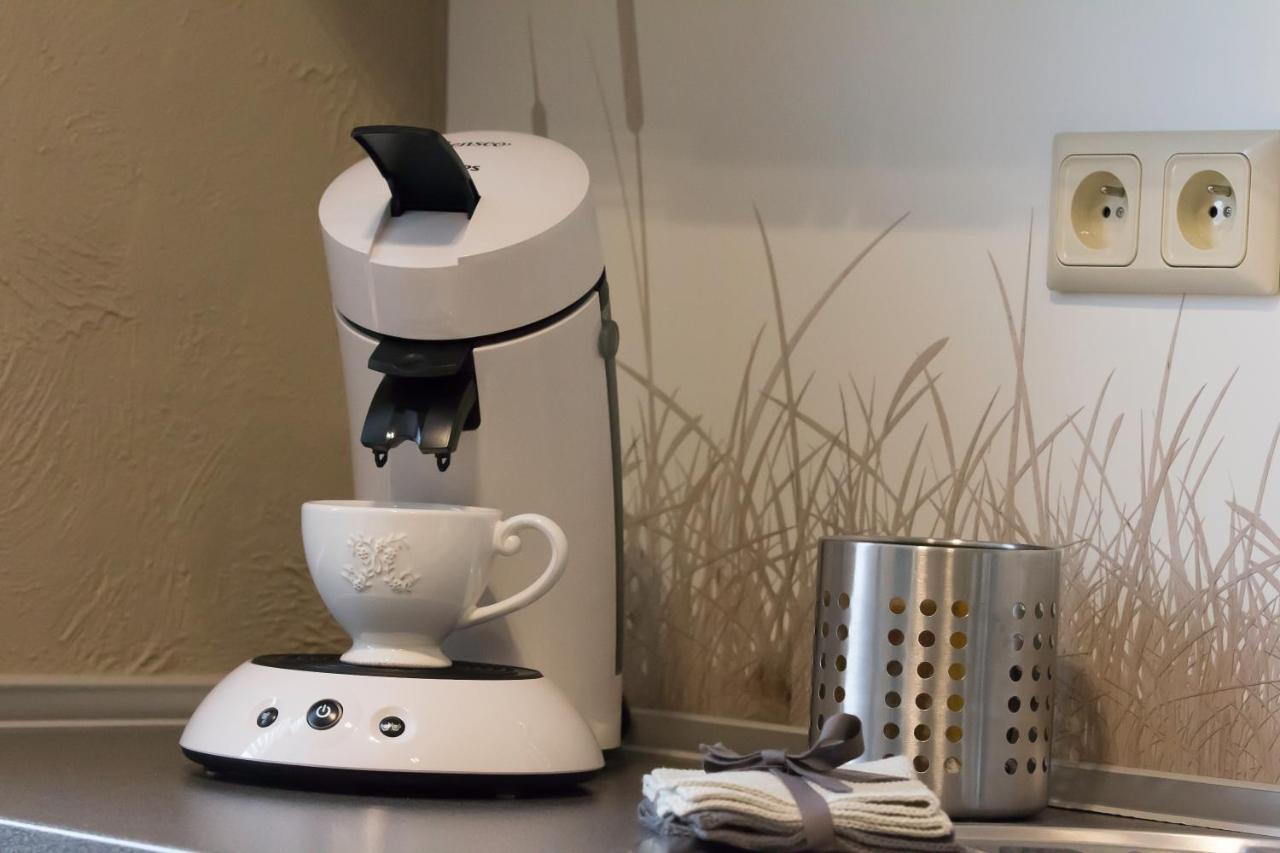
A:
[301,500,568,668]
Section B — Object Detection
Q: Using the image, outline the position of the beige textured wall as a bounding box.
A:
[0,0,446,674]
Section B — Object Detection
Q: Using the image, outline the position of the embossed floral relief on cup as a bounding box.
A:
[341,533,419,593]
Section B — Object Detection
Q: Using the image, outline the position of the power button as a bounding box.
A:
[306,699,343,730]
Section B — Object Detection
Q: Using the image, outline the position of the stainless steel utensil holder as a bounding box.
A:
[811,537,1061,818]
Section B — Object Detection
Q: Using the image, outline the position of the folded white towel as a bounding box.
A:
[642,755,952,839]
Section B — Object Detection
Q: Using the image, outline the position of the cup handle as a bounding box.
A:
[456,513,568,630]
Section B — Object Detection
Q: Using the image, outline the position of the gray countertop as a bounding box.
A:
[0,724,656,852]
[0,724,1273,852]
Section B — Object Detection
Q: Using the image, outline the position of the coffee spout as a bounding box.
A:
[359,337,481,468]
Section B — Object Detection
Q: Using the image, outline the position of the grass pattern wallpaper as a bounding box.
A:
[448,1,1280,785]
[593,14,1280,786]
[618,209,1280,782]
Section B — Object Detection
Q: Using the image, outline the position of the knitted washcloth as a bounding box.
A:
[638,798,968,852]
[641,755,956,848]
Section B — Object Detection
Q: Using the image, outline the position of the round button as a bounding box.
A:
[378,716,406,738]
[256,707,278,728]
[306,699,343,730]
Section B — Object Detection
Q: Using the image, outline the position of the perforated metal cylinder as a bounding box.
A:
[811,537,1061,818]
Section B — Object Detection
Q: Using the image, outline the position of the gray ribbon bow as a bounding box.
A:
[700,713,902,852]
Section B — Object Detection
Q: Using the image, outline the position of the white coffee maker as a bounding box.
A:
[320,126,623,750]
[179,128,622,785]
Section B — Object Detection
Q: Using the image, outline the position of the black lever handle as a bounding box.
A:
[351,125,481,218]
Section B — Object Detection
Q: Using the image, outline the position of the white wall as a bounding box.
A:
[447,1,1280,782]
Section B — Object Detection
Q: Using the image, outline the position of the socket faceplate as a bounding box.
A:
[1048,131,1280,296]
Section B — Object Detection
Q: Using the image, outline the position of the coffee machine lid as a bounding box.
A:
[319,129,604,341]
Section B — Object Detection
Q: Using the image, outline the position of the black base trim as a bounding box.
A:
[251,653,541,681]
[182,749,597,796]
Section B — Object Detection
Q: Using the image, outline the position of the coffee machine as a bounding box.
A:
[178,127,621,784]
[320,127,623,749]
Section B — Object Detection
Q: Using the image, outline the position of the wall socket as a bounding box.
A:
[1048,131,1280,296]
[1056,154,1141,267]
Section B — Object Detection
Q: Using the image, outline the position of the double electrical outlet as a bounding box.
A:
[1049,131,1280,295]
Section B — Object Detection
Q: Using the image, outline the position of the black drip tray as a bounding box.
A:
[251,653,541,681]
